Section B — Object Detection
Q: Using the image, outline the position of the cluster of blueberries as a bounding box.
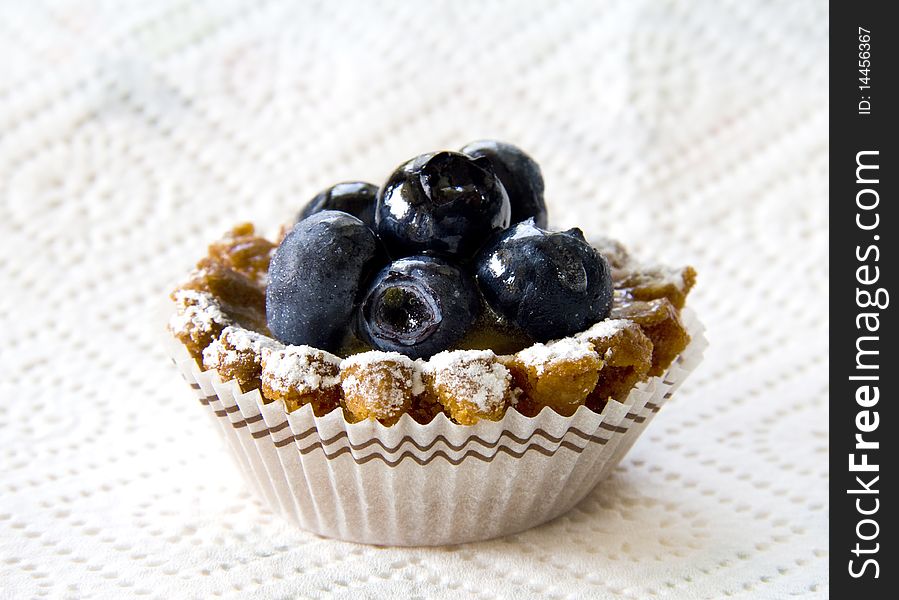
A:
[266,140,613,359]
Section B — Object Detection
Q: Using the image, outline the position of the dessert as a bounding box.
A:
[167,140,705,546]
[169,141,696,425]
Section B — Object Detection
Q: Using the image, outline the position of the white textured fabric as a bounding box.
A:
[0,1,828,598]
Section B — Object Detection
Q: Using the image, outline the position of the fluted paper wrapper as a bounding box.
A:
[167,309,706,546]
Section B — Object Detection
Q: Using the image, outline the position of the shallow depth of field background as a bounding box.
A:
[0,1,827,598]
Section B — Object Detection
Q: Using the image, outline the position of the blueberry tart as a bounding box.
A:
[169,141,697,425]
[166,141,705,545]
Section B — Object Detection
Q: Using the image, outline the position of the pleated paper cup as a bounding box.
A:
[167,309,706,546]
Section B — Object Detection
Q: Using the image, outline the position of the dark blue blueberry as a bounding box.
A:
[375,151,511,259]
[475,219,612,342]
[460,140,547,228]
[357,256,480,359]
[298,181,379,228]
[266,211,381,352]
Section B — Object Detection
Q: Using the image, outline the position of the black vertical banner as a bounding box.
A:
[831,1,897,597]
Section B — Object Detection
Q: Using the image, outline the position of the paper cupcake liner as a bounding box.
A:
[167,309,706,546]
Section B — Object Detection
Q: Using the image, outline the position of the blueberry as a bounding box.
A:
[357,256,480,359]
[460,140,547,228]
[375,151,511,259]
[298,181,379,228]
[475,219,612,342]
[266,211,382,352]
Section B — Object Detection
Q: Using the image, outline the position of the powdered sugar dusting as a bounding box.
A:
[169,289,230,336]
[517,338,596,375]
[262,345,341,394]
[343,371,401,414]
[592,234,692,296]
[426,349,496,371]
[202,326,281,370]
[411,359,427,396]
[341,350,416,371]
[632,264,690,290]
[428,350,510,413]
[341,352,419,417]
[576,319,631,342]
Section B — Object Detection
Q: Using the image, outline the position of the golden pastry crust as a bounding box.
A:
[172,224,273,353]
[207,222,276,285]
[611,294,690,377]
[505,339,602,417]
[577,320,654,412]
[407,392,447,424]
[169,289,231,362]
[182,259,269,336]
[615,265,697,310]
[261,346,342,416]
[426,350,513,425]
[202,326,282,391]
[591,236,632,270]
[597,233,697,310]
[340,352,422,425]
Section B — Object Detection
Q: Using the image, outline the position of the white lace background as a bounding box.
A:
[0,1,828,598]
